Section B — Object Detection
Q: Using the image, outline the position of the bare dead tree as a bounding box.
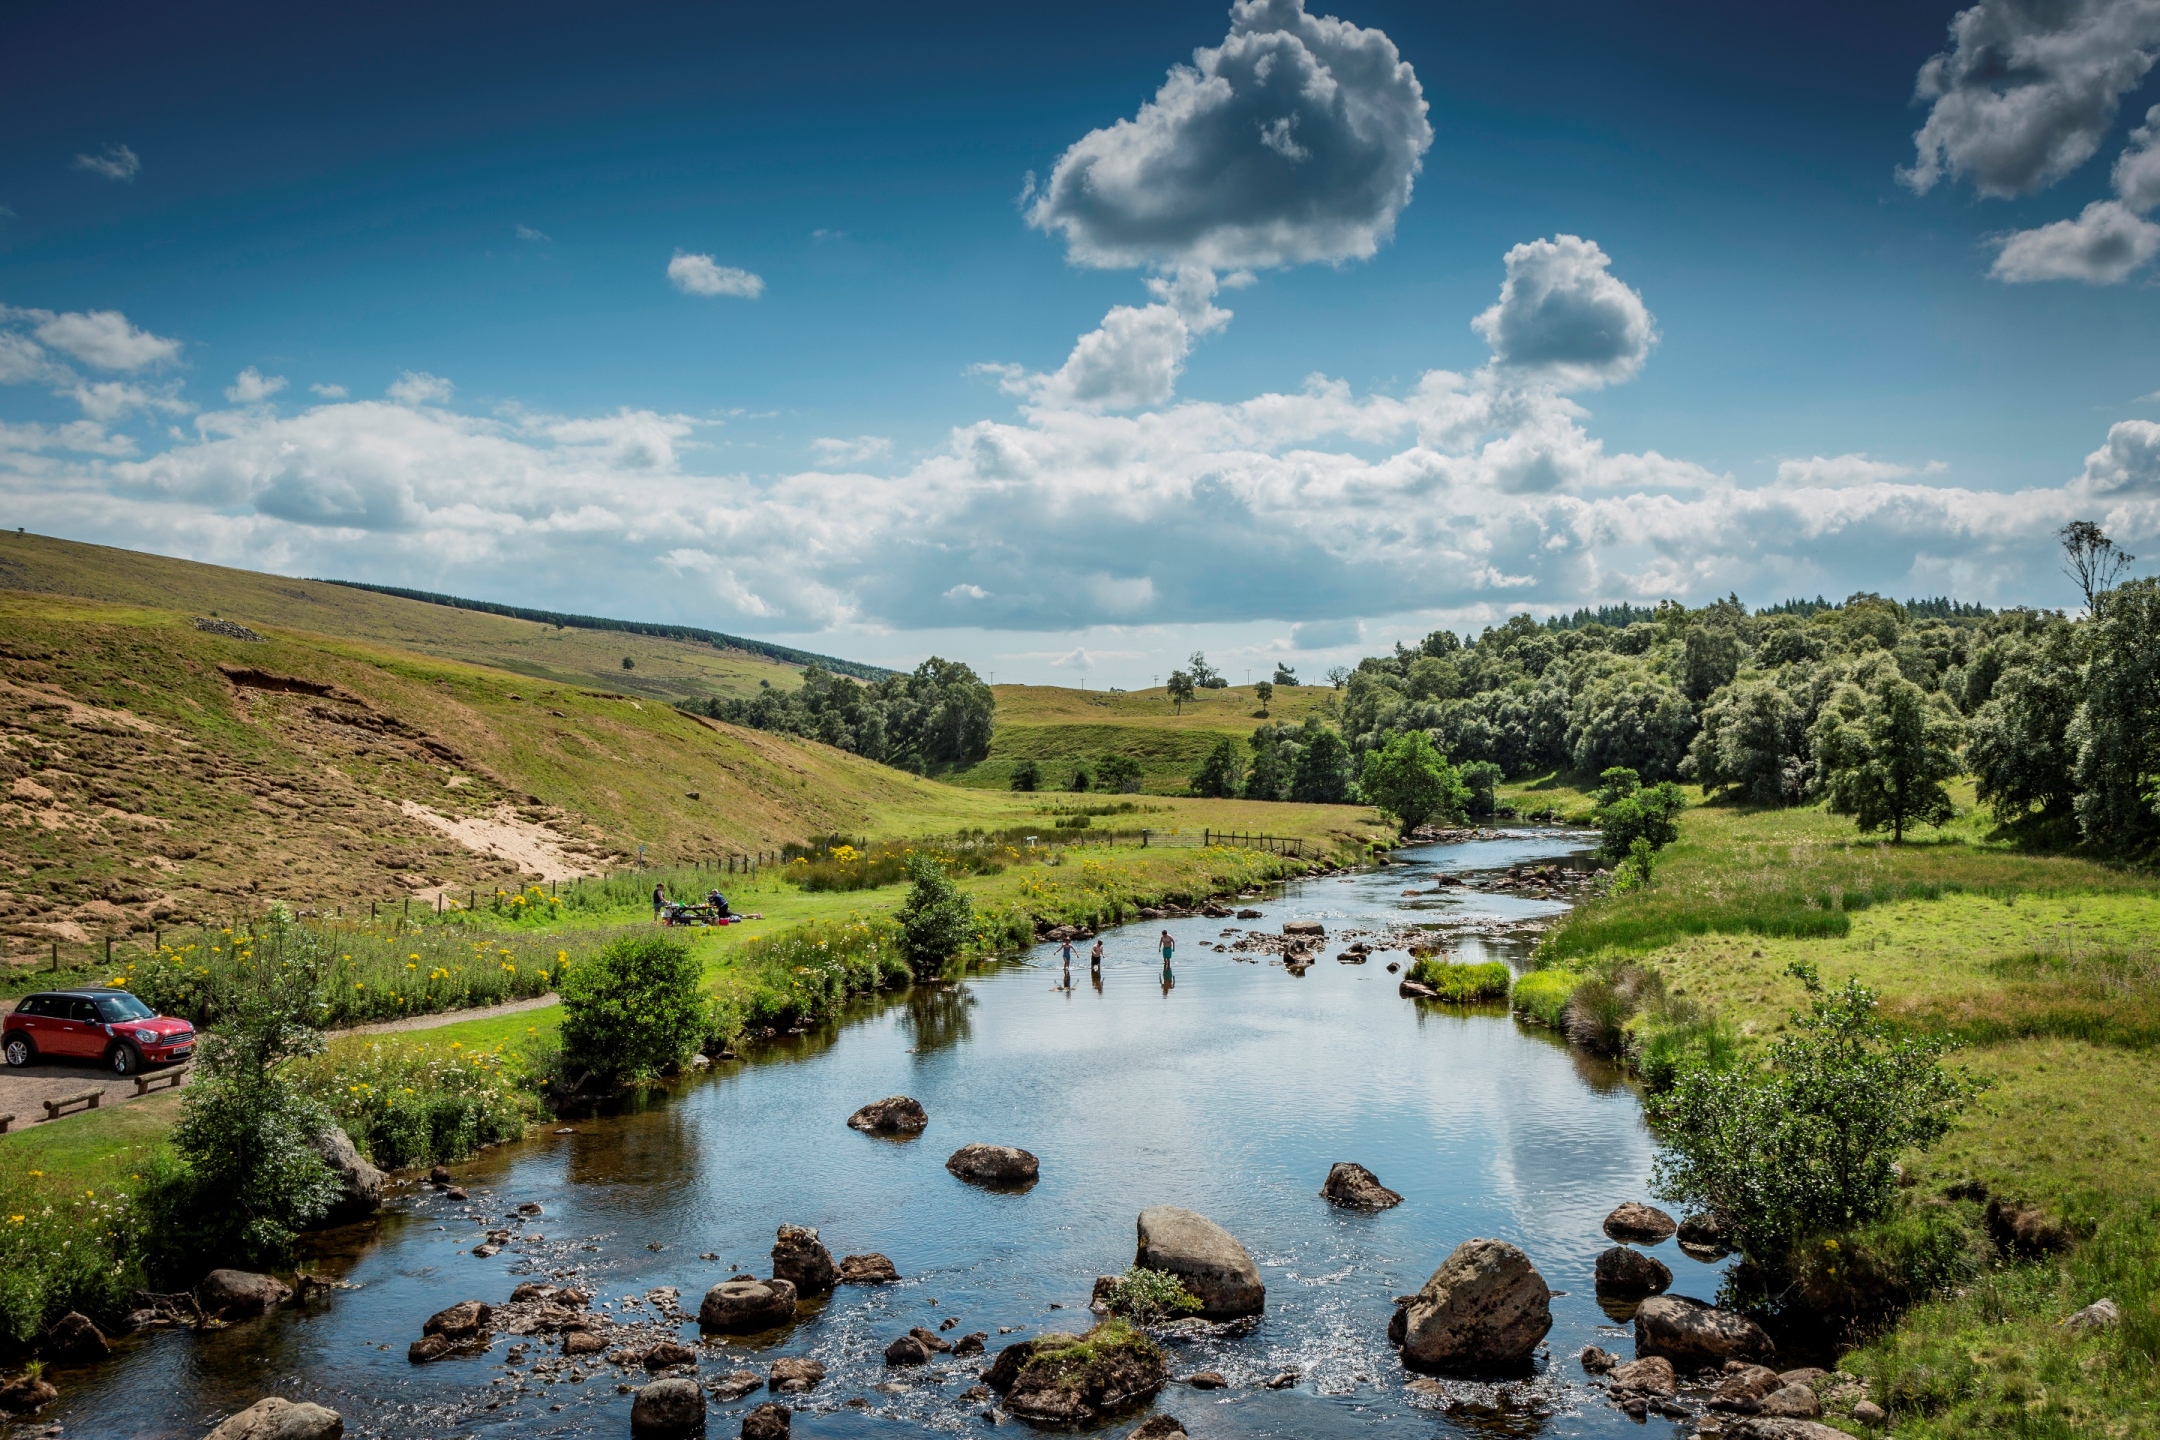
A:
[2061,520,2134,611]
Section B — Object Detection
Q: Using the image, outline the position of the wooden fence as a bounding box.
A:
[1140,829,1305,857]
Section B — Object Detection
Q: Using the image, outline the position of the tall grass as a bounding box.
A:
[120,920,626,1028]
[0,1170,141,1348]
[1886,948,2160,1051]
[292,1037,543,1170]
[1406,957,1511,1001]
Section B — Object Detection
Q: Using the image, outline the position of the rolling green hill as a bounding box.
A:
[948,681,1335,792]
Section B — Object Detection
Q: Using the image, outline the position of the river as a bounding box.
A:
[42,831,1726,1439]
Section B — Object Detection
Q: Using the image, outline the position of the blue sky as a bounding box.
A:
[4,0,2159,685]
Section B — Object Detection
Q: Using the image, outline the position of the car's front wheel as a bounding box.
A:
[3,1035,34,1068]
[110,1043,139,1076]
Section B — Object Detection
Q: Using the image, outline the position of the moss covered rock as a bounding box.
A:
[984,1321,1169,1425]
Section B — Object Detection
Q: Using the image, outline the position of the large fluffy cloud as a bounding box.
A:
[1025,0,1431,270]
[1470,236,1656,391]
[0,247,2139,642]
[1,306,183,372]
[1903,0,2160,198]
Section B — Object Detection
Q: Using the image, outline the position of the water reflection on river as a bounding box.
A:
[43,832,1726,1440]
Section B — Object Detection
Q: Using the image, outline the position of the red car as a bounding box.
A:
[3,988,196,1074]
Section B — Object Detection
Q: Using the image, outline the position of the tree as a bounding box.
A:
[1567,663,1696,782]
[1326,665,1351,688]
[1188,651,1227,689]
[1683,675,1808,806]
[1359,731,1470,835]
[558,934,707,1086]
[1253,680,1274,710]
[138,915,341,1274]
[1245,724,1298,801]
[1066,762,1094,792]
[1680,625,1744,705]
[1272,663,1299,687]
[1097,753,1143,794]
[1648,962,1982,1267]
[1592,768,1687,863]
[622,656,635,670]
[1166,670,1196,714]
[2068,577,2160,856]
[1967,620,2081,839]
[2061,519,2134,612]
[1009,758,1042,792]
[1460,760,1503,817]
[1811,673,1963,841]
[1190,736,1245,798]
[1290,724,1353,803]
[896,852,974,981]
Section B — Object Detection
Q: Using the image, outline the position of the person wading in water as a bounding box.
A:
[1158,928,1175,992]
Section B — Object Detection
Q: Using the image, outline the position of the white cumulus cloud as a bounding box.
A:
[811,435,893,466]
[225,367,288,404]
[1777,455,1949,487]
[667,252,765,298]
[73,144,141,182]
[1903,0,2160,198]
[2079,418,2160,493]
[1990,199,2160,282]
[1471,235,1657,391]
[1025,0,1431,270]
[69,381,190,423]
[387,371,453,406]
[1007,267,1234,411]
[1,307,182,371]
[310,383,348,399]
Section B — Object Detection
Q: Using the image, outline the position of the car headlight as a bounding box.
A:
[135,1029,157,1044]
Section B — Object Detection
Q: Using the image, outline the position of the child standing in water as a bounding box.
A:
[1089,939,1104,975]
[1158,929,1175,964]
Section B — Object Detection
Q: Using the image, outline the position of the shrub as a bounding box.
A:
[1408,956,1511,1001]
[896,852,974,982]
[557,934,705,1087]
[1634,1015,1739,1092]
[1105,1265,1203,1323]
[1788,1204,1989,1322]
[1648,960,1986,1268]
[1097,754,1143,794]
[1190,736,1244,798]
[1593,770,1687,865]
[134,914,343,1279]
[1010,758,1042,792]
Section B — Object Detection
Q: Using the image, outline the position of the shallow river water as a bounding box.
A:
[44,832,1725,1440]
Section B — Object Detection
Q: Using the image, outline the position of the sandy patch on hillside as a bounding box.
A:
[0,676,162,733]
[397,801,598,882]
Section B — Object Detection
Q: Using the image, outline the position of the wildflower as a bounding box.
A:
[5,1216,19,1225]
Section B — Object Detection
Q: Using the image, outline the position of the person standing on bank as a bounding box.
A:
[652,882,666,921]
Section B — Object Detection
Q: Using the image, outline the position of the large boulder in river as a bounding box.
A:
[203,1397,345,1440]
[1320,1162,1403,1211]
[1725,1422,1851,1440]
[699,1279,799,1334]
[847,1096,928,1135]
[43,1311,108,1361]
[984,1325,1169,1425]
[1602,1202,1677,1244]
[423,1301,493,1340]
[198,1270,292,1320]
[741,1402,791,1440]
[1677,1210,1733,1257]
[946,1143,1039,1186]
[1134,1206,1265,1319]
[768,1357,825,1394]
[1633,1295,1774,1367]
[770,1225,837,1296]
[1398,1239,1552,1372]
[1594,1246,1672,1299]
[628,1377,705,1437]
[308,1126,384,1224]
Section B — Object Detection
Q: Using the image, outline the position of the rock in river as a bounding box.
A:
[771,1225,837,1296]
[309,1125,385,1224]
[44,1310,108,1361]
[1397,1239,1552,1371]
[203,1397,345,1440]
[423,1301,492,1340]
[1134,1206,1265,1320]
[984,1324,1169,1425]
[198,1270,292,1320]
[839,1252,899,1284]
[629,1377,706,1437]
[700,1279,799,1334]
[0,1375,58,1415]
[1130,1418,1187,1440]
[1602,1202,1677,1245]
[1593,1246,1671,1298]
[1320,1162,1403,1211]
[946,1144,1039,1186]
[884,1333,931,1367]
[1677,1210,1733,1257]
[768,1357,825,1394]
[1607,1355,1676,1396]
[1633,1295,1774,1367]
[1725,1422,1851,1440]
[741,1402,791,1440]
[848,1096,929,1135]
[706,1371,762,1402]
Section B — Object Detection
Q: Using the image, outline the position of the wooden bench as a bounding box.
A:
[133,1069,187,1097]
[42,1090,102,1121]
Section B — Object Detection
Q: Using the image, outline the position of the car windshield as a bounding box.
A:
[94,994,156,1023]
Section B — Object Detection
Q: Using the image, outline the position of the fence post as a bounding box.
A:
[105,936,112,969]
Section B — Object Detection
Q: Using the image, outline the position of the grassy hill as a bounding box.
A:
[0,536,1392,965]
[0,531,817,707]
[948,681,1335,793]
